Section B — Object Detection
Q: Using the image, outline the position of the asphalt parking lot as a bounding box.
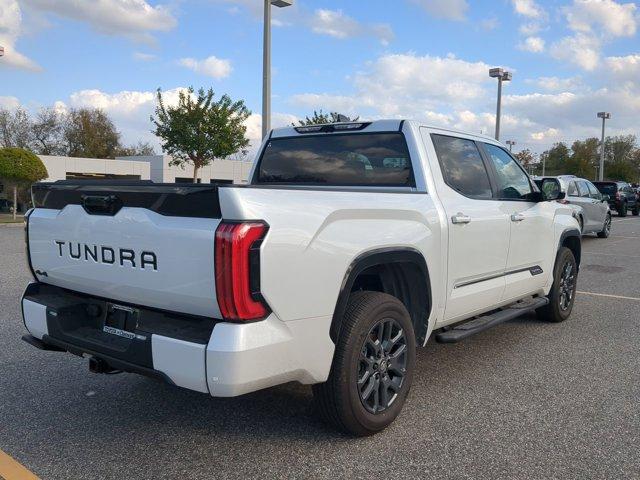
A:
[1,218,639,480]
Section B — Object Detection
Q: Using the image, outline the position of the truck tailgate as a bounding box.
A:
[27,182,223,318]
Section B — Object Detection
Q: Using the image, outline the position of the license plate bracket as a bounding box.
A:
[104,303,139,338]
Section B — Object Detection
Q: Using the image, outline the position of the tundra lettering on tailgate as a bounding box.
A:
[54,240,158,271]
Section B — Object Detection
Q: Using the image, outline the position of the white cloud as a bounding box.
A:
[528,76,584,92]
[22,0,177,42]
[519,21,543,35]
[133,52,157,62]
[604,54,640,81]
[310,9,393,45]
[178,56,232,79]
[512,0,546,19]
[550,33,601,70]
[564,0,637,37]
[410,0,468,21]
[530,128,560,141]
[0,95,20,110]
[480,17,500,31]
[0,0,41,71]
[519,36,545,53]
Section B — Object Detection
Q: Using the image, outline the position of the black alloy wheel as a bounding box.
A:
[358,318,408,414]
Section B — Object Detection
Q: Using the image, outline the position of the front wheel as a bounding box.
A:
[313,291,416,436]
[537,247,578,323]
[597,214,611,238]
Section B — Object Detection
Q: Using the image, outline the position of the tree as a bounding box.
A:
[115,141,156,157]
[0,148,48,219]
[64,108,121,159]
[152,87,251,182]
[539,142,570,176]
[514,149,536,173]
[0,108,33,150]
[295,110,359,126]
[568,138,599,179]
[31,107,66,155]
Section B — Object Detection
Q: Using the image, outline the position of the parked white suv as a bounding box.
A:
[21,120,581,436]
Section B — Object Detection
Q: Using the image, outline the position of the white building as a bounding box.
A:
[36,155,252,184]
[115,155,253,184]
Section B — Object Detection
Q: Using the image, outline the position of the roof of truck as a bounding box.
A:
[270,119,499,144]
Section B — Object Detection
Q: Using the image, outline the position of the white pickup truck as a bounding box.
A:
[21,120,581,436]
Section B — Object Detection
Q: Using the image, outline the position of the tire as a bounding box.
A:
[313,291,416,436]
[632,205,639,216]
[536,247,578,323]
[618,202,627,217]
[597,214,611,238]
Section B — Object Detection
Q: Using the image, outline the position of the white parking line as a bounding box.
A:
[582,251,640,258]
[577,291,640,302]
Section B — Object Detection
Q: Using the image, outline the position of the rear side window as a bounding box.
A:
[256,133,414,186]
[431,134,493,199]
[594,183,617,196]
[586,181,601,199]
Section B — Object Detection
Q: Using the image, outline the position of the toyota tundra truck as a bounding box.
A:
[20,120,581,436]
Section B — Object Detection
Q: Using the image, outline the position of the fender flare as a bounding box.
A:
[558,228,582,268]
[330,247,432,344]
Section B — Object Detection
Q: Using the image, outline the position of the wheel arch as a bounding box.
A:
[559,228,582,268]
[330,247,432,345]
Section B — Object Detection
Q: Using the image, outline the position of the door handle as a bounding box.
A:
[511,213,525,222]
[451,213,471,224]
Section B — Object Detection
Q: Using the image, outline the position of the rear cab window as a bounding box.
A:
[594,182,617,196]
[255,132,414,187]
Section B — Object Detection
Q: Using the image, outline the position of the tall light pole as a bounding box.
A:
[506,140,516,152]
[597,112,611,181]
[489,68,512,141]
[262,0,293,139]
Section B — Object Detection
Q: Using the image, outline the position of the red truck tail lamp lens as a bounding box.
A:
[215,222,269,321]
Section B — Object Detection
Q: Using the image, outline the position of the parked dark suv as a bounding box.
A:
[593,181,639,217]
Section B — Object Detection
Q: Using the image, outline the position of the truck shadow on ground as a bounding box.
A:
[30,311,554,443]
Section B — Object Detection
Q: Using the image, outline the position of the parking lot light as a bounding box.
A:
[262,0,293,139]
[489,68,512,141]
[506,140,516,152]
[597,112,611,181]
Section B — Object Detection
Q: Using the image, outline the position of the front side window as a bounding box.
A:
[577,181,591,198]
[431,134,493,199]
[256,133,413,186]
[484,144,533,200]
[567,182,579,197]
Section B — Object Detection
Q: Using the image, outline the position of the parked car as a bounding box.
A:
[21,120,582,436]
[536,175,611,238]
[0,199,14,213]
[593,181,639,217]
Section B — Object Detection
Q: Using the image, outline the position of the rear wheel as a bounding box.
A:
[618,202,627,217]
[632,204,639,216]
[537,247,577,323]
[313,291,416,436]
[597,214,611,238]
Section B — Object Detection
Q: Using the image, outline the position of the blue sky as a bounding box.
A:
[2,0,639,154]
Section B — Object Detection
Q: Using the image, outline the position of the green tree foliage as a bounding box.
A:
[567,138,599,178]
[295,110,359,126]
[152,87,251,182]
[65,108,122,159]
[115,141,156,157]
[539,142,570,176]
[0,148,48,218]
[31,107,66,155]
[514,149,536,171]
[0,108,33,149]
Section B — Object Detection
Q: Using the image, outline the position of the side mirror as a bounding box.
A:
[540,178,563,201]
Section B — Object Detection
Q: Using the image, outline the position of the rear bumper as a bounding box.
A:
[21,283,334,397]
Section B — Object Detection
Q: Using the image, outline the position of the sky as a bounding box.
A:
[1,0,639,155]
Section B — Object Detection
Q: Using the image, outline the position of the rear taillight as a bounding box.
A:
[215,221,269,321]
[616,191,621,200]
